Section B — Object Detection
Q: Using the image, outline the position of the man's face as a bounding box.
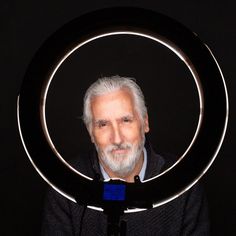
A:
[90,89,149,178]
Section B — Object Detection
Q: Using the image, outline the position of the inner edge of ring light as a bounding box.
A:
[41,31,203,182]
[39,31,204,212]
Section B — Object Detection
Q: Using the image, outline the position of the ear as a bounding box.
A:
[90,135,95,143]
[144,113,150,133]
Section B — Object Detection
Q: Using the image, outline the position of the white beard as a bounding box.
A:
[95,134,145,178]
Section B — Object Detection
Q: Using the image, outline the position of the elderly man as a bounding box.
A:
[42,76,209,235]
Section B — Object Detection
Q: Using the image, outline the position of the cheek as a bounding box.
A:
[93,130,110,147]
[121,126,143,143]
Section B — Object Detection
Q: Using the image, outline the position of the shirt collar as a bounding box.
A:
[99,148,147,182]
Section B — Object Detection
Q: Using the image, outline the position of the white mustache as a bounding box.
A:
[106,143,132,153]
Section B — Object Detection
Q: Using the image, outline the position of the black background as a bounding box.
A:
[1,1,235,235]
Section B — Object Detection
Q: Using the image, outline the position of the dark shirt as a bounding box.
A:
[41,144,209,235]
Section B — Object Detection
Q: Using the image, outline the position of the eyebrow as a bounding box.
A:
[93,119,109,125]
[94,114,134,123]
[121,115,134,120]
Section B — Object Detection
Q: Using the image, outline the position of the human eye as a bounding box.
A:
[96,120,108,128]
[122,116,133,123]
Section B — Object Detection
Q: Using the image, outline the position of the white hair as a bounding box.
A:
[83,75,147,132]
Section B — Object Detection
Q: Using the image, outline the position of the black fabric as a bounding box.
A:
[41,143,209,235]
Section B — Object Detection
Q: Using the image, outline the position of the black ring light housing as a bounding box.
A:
[17,7,228,213]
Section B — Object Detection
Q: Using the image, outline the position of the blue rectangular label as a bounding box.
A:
[103,183,126,201]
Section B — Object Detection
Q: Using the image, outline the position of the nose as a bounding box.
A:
[111,124,122,145]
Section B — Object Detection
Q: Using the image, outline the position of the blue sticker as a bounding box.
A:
[103,183,126,201]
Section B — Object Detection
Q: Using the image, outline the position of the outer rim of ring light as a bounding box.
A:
[17,8,229,213]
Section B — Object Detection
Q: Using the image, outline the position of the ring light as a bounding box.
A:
[17,7,228,213]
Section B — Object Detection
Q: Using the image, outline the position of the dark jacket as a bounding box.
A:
[41,144,209,235]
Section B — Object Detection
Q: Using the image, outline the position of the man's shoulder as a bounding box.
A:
[145,143,178,178]
[68,151,99,179]
[158,151,178,170]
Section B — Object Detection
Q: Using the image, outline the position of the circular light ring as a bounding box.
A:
[17,7,228,212]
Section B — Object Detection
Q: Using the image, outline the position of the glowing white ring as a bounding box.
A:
[37,31,209,212]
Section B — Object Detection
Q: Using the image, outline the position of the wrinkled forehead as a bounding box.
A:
[91,89,137,118]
